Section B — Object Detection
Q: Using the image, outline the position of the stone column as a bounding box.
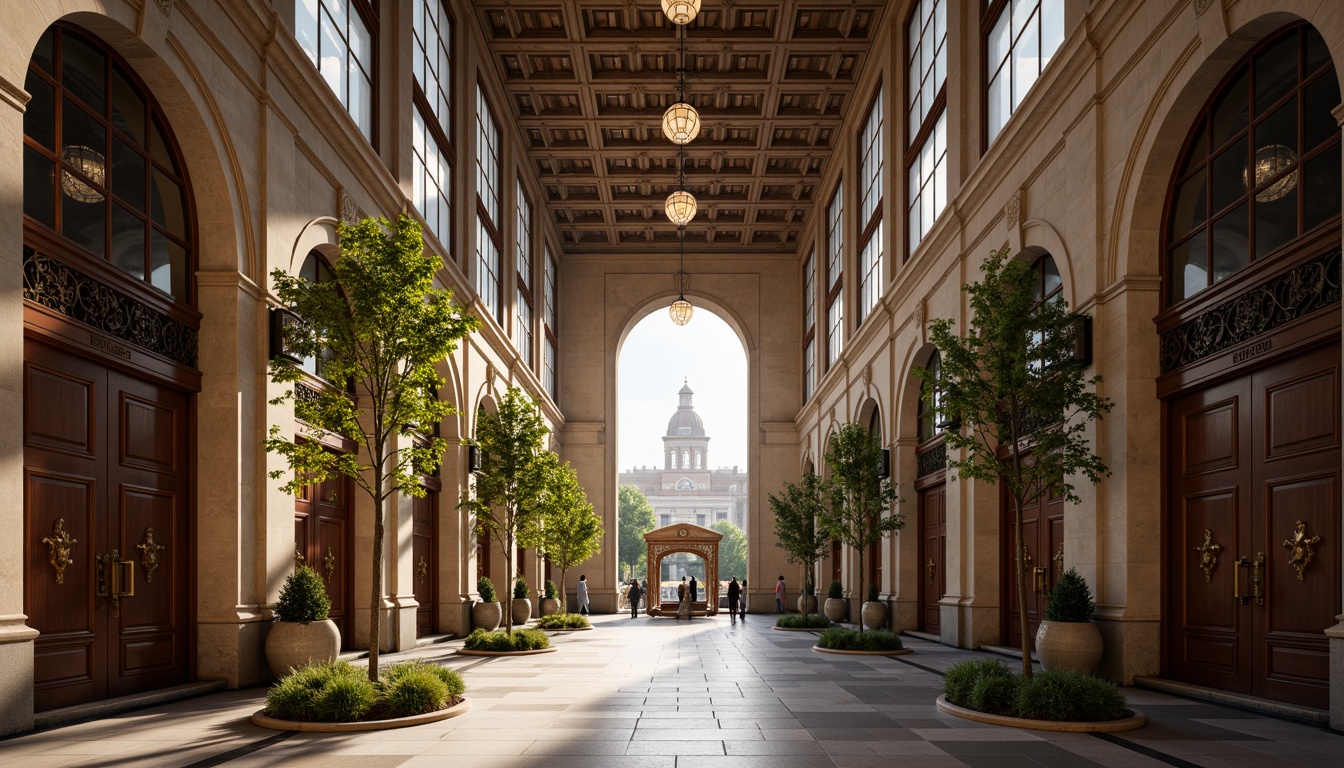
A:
[1328,615,1344,732]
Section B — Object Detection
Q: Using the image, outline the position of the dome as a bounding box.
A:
[666,408,705,437]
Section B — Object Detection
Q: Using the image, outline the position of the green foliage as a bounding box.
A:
[544,580,558,599]
[274,565,330,623]
[618,485,657,578]
[536,613,591,629]
[464,628,551,652]
[477,577,497,603]
[867,583,880,603]
[383,661,465,699]
[381,666,449,718]
[536,458,602,612]
[459,388,551,640]
[943,659,1011,707]
[265,660,464,723]
[823,424,903,633]
[775,614,832,629]
[1046,567,1096,622]
[969,675,1022,716]
[1015,670,1129,722]
[803,581,815,597]
[265,214,479,682]
[827,580,844,599]
[313,675,377,722]
[916,248,1111,675]
[711,520,748,581]
[769,472,830,621]
[816,627,904,652]
[513,576,530,600]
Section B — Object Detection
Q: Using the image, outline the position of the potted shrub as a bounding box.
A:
[862,583,887,631]
[540,580,561,617]
[511,576,532,625]
[472,577,502,631]
[797,581,817,616]
[823,580,848,622]
[1035,567,1103,674]
[265,565,339,676]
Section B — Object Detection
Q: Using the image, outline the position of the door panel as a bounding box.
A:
[1005,486,1063,651]
[412,489,436,637]
[294,464,353,649]
[918,482,945,634]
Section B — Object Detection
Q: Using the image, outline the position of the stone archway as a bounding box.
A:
[644,523,722,616]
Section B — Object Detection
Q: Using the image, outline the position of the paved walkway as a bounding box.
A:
[2,614,1342,767]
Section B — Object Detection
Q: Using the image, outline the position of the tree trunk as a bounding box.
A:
[503,526,515,639]
[368,468,384,682]
[1014,495,1031,678]
[559,568,567,613]
[856,542,865,634]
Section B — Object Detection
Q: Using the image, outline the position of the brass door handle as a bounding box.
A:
[927,557,936,584]
[98,551,135,609]
[1249,552,1264,606]
[1234,556,1250,604]
[1033,566,1049,598]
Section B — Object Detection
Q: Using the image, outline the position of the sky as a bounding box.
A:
[617,307,748,473]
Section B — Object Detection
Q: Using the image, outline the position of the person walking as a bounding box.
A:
[740,578,747,619]
[727,577,741,624]
[577,574,590,616]
[775,575,786,614]
[676,577,689,621]
[628,579,642,618]
[688,574,699,604]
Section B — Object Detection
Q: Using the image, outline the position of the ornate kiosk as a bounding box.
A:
[644,524,722,617]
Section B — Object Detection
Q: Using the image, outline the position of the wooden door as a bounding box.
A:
[918,482,946,634]
[25,340,191,711]
[1004,483,1063,651]
[412,488,437,637]
[1168,343,1339,708]
[294,468,353,649]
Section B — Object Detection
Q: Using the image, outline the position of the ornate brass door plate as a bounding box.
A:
[1194,529,1222,583]
[41,518,77,584]
[1282,521,1320,581]
[136,527,165,583]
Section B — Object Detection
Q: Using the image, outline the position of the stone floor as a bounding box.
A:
[2,614,1342,767]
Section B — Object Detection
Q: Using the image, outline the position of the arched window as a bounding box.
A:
[918,350,943,443]
[1165,24,1340,306]
[298,251,337,379]
[1028,253,1062,371]
[23,23,194,304]
[676,477,694,490]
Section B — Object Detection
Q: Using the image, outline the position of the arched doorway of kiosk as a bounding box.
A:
[644,524,722,617]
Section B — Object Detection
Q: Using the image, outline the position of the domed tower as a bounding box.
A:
[663,380,709,473]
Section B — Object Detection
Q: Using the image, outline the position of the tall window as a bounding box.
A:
[802,252,816,401]
[475,86,502,321]
[515,180,534,368]
[917,351,943,442]
[543,248,558,398]
[294,0,376,142]
[858,89,884,322]
[826,185,845,368]
[985,0,1065,144]
[906,0,948,256]
[23,24,193,303]
[1028,253,1063,371]
[298,252,336,380]
[412,0,452,247]
[1164,24,1340,305]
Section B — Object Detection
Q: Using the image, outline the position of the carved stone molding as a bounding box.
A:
[1005,193,1021,229]
[1194,0,1216,17]
[339,193,361,224]
[155,0,173,17]
[1159,248,1340,373]
[23,247,199,368]
[862,363,872,389]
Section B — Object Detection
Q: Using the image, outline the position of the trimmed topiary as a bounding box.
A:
[1045,567,1095,622]
[827,580,844,599]
[464,628,551,652]
[274,566,331,623]
[816,627,903,652]
[776,614,832,629]
[536,613,591,630]
[942,658,1011,707]
[513,576,529,600]
[544,579,558,599]
[867,583,880,603]
[477,577,497,603]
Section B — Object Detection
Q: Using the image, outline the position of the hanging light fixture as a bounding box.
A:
[665,148,697,226]
[1243,143,1299,203]
[60,145,106,203]
[662,20,700,145]
[662,0,701,25]
[670,226,693,326]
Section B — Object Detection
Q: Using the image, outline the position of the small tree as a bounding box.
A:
[822,424,903,633]
[266,214,478,681]
[917,247,1111,677]
[618,485,656,580]
[536,455,603,612]
[769,472,830,624]
[460,387,550,640]
[711,520,748,583]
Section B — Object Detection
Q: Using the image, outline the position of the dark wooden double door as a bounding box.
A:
[1167,343,1339,708]
[294,471,353,649]
[412,488,438,637]
[24,340,191,712]
[1003,486,1064,652]
[918,480,946,634]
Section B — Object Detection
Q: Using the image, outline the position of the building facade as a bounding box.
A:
[0,0,1342,737]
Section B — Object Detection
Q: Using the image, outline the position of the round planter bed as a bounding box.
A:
[251,697,472,732]
[456,646,558,657]
[935,695,1146,733]
[811,645,912,656]
[543,626,594,632]
[772,625,832,632]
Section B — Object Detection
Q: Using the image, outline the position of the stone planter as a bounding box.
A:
[823,597,848,623]
[472,601,502,631]
[861,601,888,631]
[1035,620,1103,674]
[797,595,817,615]
[252,698,472,732]
[511,598,532,625]
[265,619,340,677]
[540,597,561,617]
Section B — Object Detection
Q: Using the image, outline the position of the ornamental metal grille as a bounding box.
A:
[917,442,946,478]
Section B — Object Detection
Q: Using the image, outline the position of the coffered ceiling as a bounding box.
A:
[473,1,891,256]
